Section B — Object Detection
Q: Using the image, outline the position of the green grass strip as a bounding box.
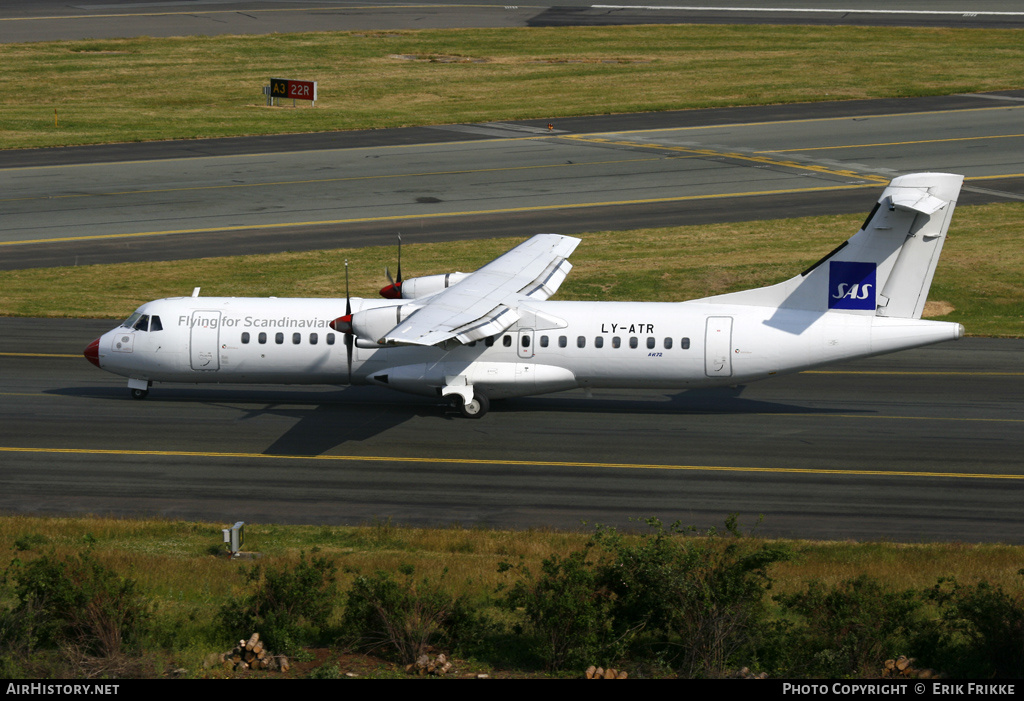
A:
[3,24,1024,149]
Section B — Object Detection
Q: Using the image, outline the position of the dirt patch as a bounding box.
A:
[389,54,489,63]
[923,300,955,317]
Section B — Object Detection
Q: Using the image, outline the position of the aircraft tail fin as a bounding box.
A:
[702,173,963,320]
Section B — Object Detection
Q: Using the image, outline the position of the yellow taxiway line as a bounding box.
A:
[0,445,1021,481]
[0,181,879,247]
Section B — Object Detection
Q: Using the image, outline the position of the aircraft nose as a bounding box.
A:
[84,338,101,368]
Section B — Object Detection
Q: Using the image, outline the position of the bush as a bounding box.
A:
[343,566,474,664]
[501,546,615,671]
[776,575,923,678]
[6,552,147,660]
[218,551,338,655]
[593,518,789,677]
[498,517,788,675]
[919,577,1024,678]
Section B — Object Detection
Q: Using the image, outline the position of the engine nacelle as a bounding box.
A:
[349,304,412,345]
[380,272,470,300]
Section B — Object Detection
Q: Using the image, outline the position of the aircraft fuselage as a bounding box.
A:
[87,295,963,400]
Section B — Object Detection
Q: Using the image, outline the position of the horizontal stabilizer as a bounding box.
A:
[888,188,947,215]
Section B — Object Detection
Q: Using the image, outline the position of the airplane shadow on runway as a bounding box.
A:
[51,384,869,457]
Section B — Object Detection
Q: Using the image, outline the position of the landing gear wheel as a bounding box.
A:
[130,388,149,400]
[455,392,489,419]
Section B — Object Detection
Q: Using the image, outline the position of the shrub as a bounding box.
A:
[919,577,1024,678]
[497,517,788,675]
[6,552,147,660]
[500,546,615,671]
[218,551,338,654]
[343,566,474,664]
[776,575,923,678]
[593,518,789,678]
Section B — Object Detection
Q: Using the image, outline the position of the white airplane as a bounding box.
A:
[84,172,965,418]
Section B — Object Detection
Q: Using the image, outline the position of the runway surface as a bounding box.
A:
[4,91,1024,270]
[4,0,1024,42]
[1,318,1022,542]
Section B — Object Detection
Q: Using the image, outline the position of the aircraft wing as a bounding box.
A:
[380,234,580,346]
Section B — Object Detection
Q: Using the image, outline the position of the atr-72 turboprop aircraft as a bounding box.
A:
[84,173,965,418]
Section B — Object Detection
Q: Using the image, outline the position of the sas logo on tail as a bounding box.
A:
[829,262,876,310]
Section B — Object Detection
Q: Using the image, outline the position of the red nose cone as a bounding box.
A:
[84,338,101,368]
[379,283,402,299]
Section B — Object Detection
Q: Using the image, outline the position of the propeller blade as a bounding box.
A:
[379,234,405,299]
[396,233,403,283]
[344,260,353,383]
[345,328,353,385]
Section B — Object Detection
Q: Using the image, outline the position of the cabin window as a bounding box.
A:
[503,335,512,348]
[150,316,163,332]
[292,332,301,345]
[485,336,495,347]
[258,332,267,344]
[595,336,604,349]
[327,333,336,345]
[275,332,284,344]
[310,333,318,345]
[241,332,250,344]
[612,336,621,349]
[577,336,586,348]
[647,337,656,349]
[664,337,672,350]
[540,335,549,348]
[629,337,638,349]
[681,337,690,350]
[558,336,567,348]
[521,336,531,349]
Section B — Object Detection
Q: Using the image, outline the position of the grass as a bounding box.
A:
[2,24,1024,149]
[2,514,1022,678]
[3,513,1022,619]
[2,201,1021,336]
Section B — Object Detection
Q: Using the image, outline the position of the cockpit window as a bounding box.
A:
[133,314,150,332]
[149,315,162,332]
[122,312,143,329]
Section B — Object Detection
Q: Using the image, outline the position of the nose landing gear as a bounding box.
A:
[128,378,151,400]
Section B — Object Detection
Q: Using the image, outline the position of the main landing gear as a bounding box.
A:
[451,391,490,419]
[442,376,490,419]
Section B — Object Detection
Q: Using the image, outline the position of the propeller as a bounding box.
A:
[380,234,403,299]
[329,260,355,383]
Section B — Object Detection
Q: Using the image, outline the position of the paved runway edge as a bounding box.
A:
[3,91,1023,169]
